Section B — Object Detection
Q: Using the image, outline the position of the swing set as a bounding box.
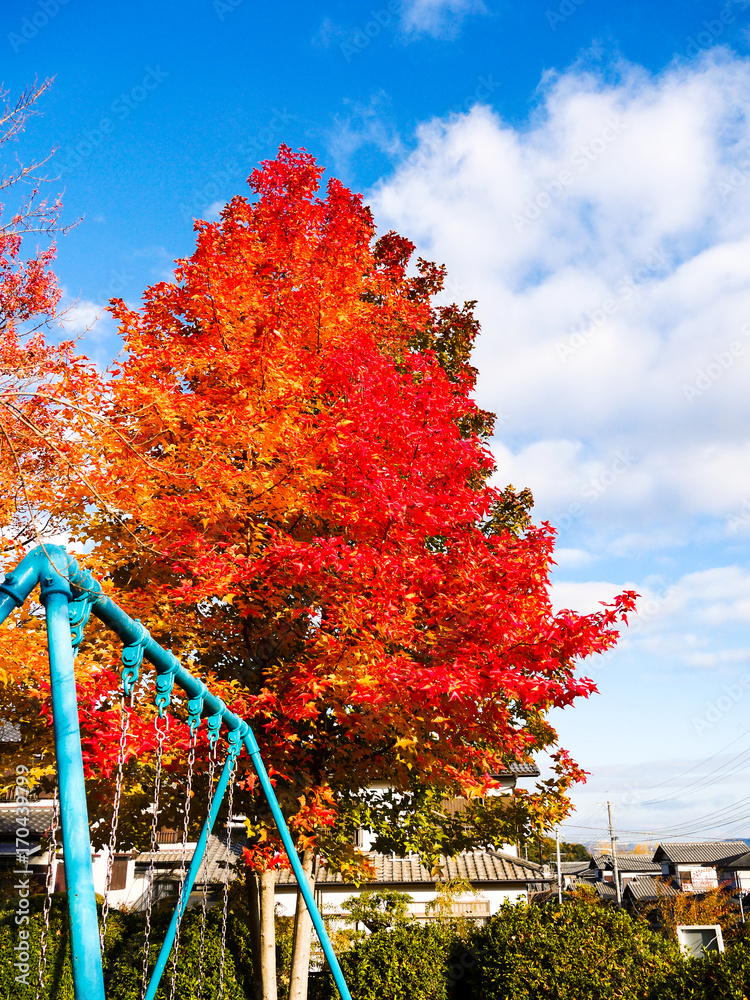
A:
[0,544,353,1000]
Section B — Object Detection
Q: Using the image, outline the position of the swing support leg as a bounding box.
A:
[244,729,353,1000]
[41,575,106,1000]
[143,749,235,1000]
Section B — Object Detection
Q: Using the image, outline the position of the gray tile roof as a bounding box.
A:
[0,803,53,836]
[595,854,660,873]
[276,849,543,887]
[503,762,540,777]
[0,720,21,742]
[712,851,750,870]
[595,881,617,900]
[135,832,245,885]
[653,842,748,865]
[624,876,679,902]
[558,861,593,875]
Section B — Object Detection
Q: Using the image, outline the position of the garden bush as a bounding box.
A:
[315,920,457,1000]
[648,935,750,1000]
[456,900,680,1000]
[0,896,249,1000]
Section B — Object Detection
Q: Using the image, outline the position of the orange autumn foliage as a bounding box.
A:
[60,147,637,865]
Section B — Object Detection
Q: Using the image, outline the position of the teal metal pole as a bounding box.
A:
[143,748,235,1000]
[243,728,353,1000]
[41,568,106,1000]
[1,547,353,1000]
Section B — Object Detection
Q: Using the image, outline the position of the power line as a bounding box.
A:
[637,725,750,793]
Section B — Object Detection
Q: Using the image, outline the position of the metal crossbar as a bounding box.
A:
[0,545,352,1000]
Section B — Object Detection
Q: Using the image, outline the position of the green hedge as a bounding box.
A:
[458,900,680,1000]
[3,895,750,1000]
[0,896,251,1000]
[314,921,457,1000]
[648,937,750,1000]
[314,900,750,1000]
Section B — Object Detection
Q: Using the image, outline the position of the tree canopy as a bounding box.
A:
[1,142,635,868]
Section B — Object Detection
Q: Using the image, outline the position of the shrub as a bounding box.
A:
[458,900,679,1000]
[648,935,750,1000]
[316,920,457,1000]
[342,890,413,932]
[0,896,249,1000]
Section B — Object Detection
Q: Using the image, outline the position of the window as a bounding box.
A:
[679,870,692,884]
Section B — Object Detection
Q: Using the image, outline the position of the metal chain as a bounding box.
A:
[197,743,218,998]
[35,787,59,1000]
[168,729,196,1000]
[101,697,130,948]
[218,754,237,1000]
[141,716,166,1000]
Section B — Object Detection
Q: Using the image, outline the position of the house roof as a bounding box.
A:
[594,881,618,901]
[135,839,542,889]
[624,876,680,903]
[558,861,592,875]
[276,849,544,887]
[653,842,748,865]
[503,762,540,778]
[0,720,21,743]
[594,854,660,873]
[135,832,245,885]
[711,851,750,870]
[0,803,54,836]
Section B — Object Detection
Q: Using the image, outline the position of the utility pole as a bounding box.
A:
[607,797,622,908]
[555,827,563,904]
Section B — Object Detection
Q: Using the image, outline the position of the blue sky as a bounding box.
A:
[4,0,750,848]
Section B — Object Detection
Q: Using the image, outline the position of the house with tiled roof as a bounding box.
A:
[653,842,748,893]
[707,850,750,893]
[623,875,680,906]
[0,800,56,889]
[555,859,594,889]
[275,849,547,923]
[593,853,661,889]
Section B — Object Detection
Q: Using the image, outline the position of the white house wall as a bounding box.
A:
[275,882,529,919]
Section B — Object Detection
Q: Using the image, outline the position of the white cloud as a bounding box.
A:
[553,547,597,569]
[60,300,105,335]
[400,0,486,39]
[370,51,750,542]
[550,579,624,614]
[324,93,403,175]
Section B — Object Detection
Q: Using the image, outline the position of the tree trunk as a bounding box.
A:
[288,850,315,1000]
[246,870,264,1000]
[259,867,279,1000]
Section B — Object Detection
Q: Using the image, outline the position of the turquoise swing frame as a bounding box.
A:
[0,545,352,1000]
